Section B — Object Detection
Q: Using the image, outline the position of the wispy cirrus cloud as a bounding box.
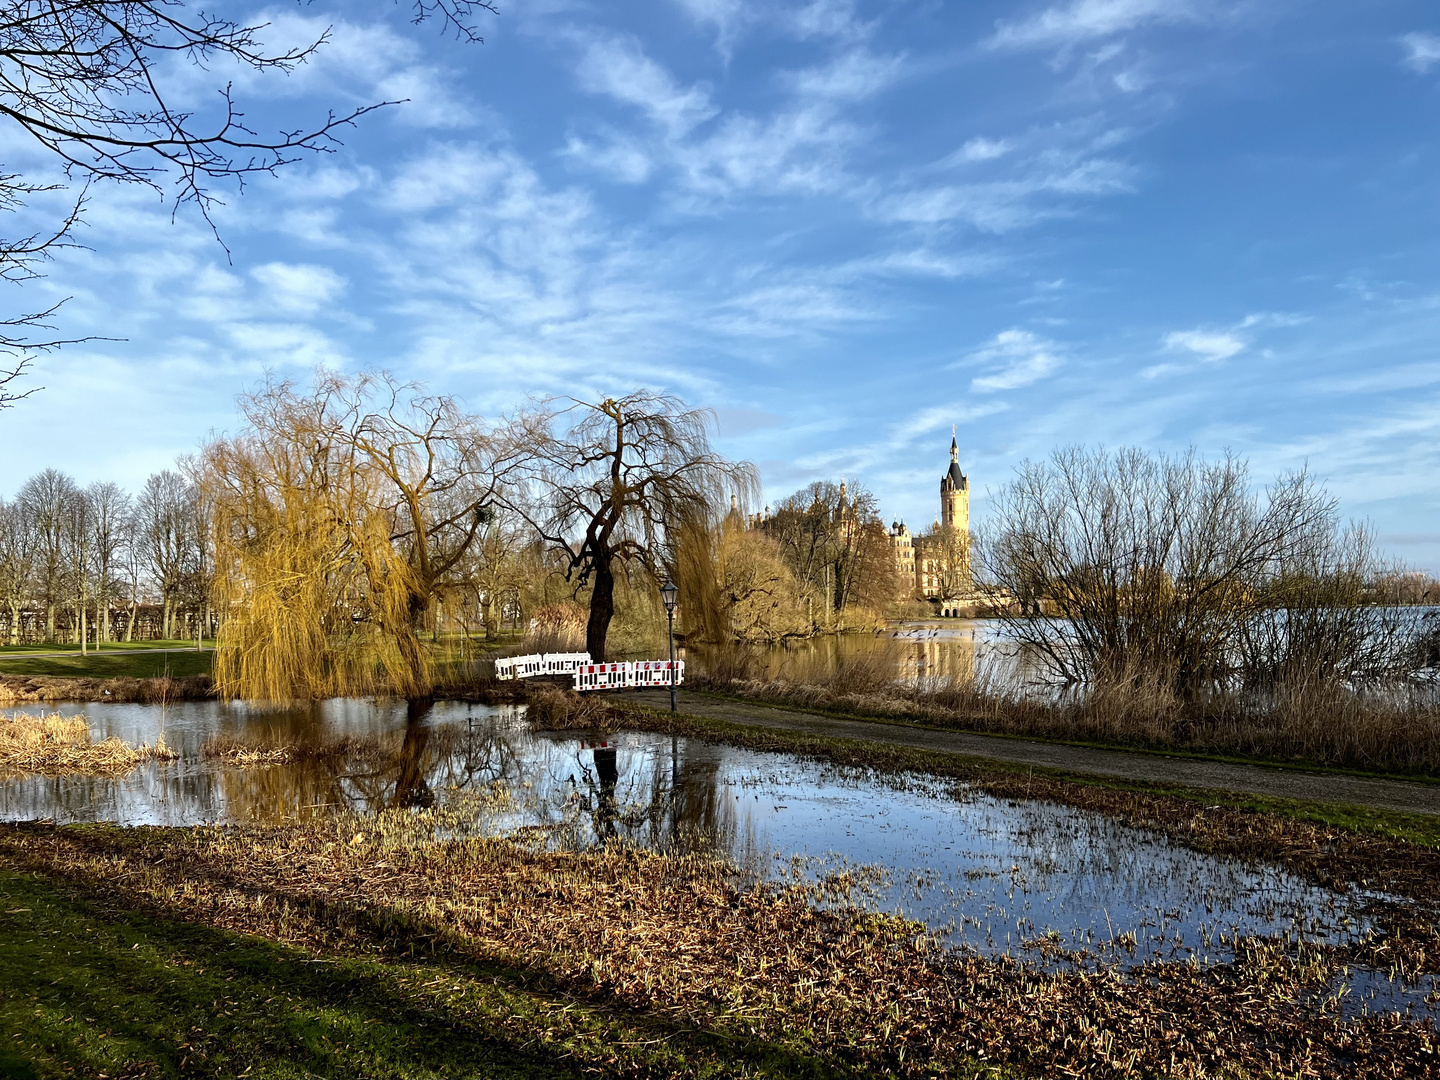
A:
[576,34,718,138]
[988,0,1205,52]
[1163,328,1245,362]
[1141,312,1305,378]
[1401,32,1440,74]
[959,329,1064,392]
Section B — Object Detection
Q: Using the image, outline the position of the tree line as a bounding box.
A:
[0,468,209,646]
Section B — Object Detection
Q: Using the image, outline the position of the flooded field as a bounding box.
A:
[3,695,1434,1021]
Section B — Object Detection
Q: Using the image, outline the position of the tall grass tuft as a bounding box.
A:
[0,713,177,774]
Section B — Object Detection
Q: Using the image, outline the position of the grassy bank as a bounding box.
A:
[2,817,1437,1079]
[0,641,214,680]
[691,650,1440,778]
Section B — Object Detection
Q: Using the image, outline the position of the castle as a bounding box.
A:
[742,434,973,615]
[888,434,972,612]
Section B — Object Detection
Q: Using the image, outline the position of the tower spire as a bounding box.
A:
[951,425,959,463]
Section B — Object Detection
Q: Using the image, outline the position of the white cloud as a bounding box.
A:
[251,263,347,316]
[882,154,1136,231]
[674,0,871,55]
[577,35,717,138]
[963,329,1064,392]
[1162,328,1244,362]
[788,48,905,100]
[563,132,654,183]
[1401,33,1440,73]
[948,137,1016,164]
[989,0,1201,51]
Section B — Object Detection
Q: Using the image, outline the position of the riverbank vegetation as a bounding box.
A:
[2,813,1438,1079]
[0,714,175,775]
[691,647,1440,777]
[6,373,1440,711]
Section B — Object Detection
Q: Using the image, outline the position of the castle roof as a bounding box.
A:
[944,435,967,488]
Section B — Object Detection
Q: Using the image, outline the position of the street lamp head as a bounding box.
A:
[660,578,679,613]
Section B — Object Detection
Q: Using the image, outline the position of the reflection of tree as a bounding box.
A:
[392,699,436,810]
[215,706,527,822]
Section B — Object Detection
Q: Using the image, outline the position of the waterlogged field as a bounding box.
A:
[2,696,1435,1026]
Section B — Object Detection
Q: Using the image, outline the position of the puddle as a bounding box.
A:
[1,697,1434,1022]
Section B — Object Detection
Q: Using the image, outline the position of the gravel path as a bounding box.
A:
[625,689,1440,818]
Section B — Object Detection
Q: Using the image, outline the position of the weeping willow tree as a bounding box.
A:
[199,372,515,701]
[673,505,808,643]
[508,392,759,661]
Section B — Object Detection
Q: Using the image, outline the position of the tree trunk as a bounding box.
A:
[46,603,55,642]
[586,558,616,661]
[7,600,18,645]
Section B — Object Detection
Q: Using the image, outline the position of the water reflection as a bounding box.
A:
[688,620,1000,685]
[0,697,1433,1020]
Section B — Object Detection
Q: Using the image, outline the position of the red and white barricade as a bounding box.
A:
[494,652,592,681]
[571,660,684,692]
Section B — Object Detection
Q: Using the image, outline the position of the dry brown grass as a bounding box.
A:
[0,714,177,775]
[0,674,212,705]
[693,649,1440,776]
[2,818,1436,1078]
[524,683,618,732]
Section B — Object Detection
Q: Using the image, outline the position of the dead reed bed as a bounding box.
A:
[1,817,1435,1078]
[0,714,177,775]
[524,684,618,732]
[692,648,1440,776]
[0,673,212,705]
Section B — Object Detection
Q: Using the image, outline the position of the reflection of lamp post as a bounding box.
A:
[660,578,679,713]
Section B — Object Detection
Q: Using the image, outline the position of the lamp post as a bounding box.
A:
[660,578,679,713]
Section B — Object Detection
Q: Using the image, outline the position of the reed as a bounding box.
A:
[0,713,177,775]
[524,684,617,731]
[693,649,1440,776]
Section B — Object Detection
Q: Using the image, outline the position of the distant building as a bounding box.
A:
[889,434,972,612]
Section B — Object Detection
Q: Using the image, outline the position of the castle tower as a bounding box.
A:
[940,433,969,534]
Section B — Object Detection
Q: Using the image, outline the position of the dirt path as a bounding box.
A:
[625,689,1440,818]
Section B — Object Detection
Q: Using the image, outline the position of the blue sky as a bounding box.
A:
[1,0,1438,568]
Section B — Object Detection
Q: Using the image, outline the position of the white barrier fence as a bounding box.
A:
[494,652,683,693]
[571,660,683,693]
[494,652,592,681]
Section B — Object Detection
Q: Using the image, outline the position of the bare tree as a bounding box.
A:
[0,494,34,641]
[0,0,498,405]
[137,469,192,638]
[17,467,75,639]
[87,480,130,642]
[510,392,759,661]
[977,446,1392,693]
[60,481,93,645]
[765,480,891,627]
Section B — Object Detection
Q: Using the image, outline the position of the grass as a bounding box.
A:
[4,819,1440,1079]
[0,647,213,680]
[0,639,211,655]
[0,861,848,1080]
[0,714,176,775]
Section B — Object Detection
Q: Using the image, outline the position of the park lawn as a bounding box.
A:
[0,640,207,655]
[0,649,213,680]
[0,860,850,1080]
